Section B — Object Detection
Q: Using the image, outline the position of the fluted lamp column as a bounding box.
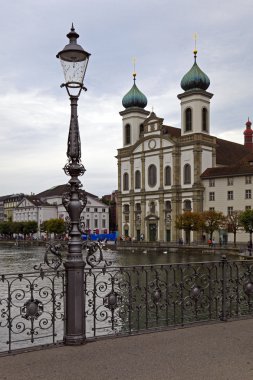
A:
[56,24,90,345]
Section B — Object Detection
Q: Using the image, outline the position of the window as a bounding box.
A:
[183,200,192,211]
[139,124,144,136]
[245,206,251,210]
[209,207,215,211]
[227,207,233,215]
[246,189,252,199]
[209,192,215,201]
[102,208,105,212]
[94,208,98,212]
[125,124,131,145]
[86,219,90,228]
[102,219,106,228]
[135,170,141,189]
[227,191,233,200]
[245,176,252,184]
[148,164,157,187]
[185,108,192,132]
[209,179,215,187]
[123,173,129,191]
[164,166,171,186]
[86,207,90,212]
[94,219,98,228]
[202,108,208,132]
[184,164,191,184]
[227,177,233,186]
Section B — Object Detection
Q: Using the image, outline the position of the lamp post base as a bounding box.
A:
[64,261,85,345]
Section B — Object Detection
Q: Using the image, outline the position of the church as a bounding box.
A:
[116,49,253,243]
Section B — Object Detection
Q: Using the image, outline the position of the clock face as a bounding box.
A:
[148,139,156,150]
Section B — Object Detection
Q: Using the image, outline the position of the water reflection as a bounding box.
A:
[0,244,222,274]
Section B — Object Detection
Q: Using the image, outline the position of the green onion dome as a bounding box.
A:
[181,50,210,91]
[122,74,148,109]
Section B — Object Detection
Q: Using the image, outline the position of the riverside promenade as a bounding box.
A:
[1,319,253,380]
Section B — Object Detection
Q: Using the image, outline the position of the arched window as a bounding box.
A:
[164,166,171,186]
[125,124,131,145]
[139,123,144,136]
[123,173,129,190]
[148,164,157,187]
[135,170,141,189]
[183,199,192,211]
[184,164,191,184]
[185,108,192,132]
[202,108,208,132]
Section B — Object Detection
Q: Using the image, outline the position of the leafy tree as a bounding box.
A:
[23,221,38,236]
[226,211,243,247]
[201,210,225,241]
[175,211,202,244]
[239,209,253,248]
[41,219,66,237]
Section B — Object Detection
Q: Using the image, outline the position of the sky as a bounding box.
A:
[1,0,253,197]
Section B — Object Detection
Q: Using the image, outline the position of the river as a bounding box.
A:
[0,243,222,274]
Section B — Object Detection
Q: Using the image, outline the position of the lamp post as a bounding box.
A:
[57,24,90,345]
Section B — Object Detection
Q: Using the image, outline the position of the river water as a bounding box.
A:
[0,243,222,274]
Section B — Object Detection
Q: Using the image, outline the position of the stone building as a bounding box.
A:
[116,51,253,243]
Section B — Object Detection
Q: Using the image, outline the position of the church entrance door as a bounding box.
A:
[149,223,157,242]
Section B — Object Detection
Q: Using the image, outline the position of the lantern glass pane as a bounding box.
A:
[60,58,88,86]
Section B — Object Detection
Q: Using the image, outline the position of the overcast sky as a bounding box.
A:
[1,0,253,197]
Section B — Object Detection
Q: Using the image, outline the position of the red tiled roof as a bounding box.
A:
[216,138,249,166]
[201,164,253,178]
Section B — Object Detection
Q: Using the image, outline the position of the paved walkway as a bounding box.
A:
[1,319,253,380]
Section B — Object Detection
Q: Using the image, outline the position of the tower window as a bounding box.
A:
[202,108,208,132]
[139,123,144,136]
[185,108,192,132]
[164,166,171,186]
[148,164,157,187]
[135,170,141,189]
[123,173,129,191]
[125,124,131,145]
[183,164,191,184]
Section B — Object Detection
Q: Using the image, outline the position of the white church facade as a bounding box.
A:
[116,50,253,243]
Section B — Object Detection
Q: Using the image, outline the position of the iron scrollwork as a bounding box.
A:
[34,243,66,271]
[83,240,111,268]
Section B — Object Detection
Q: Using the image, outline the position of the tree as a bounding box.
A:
[41,219,66,237]
[175,211,202,244]
[226,211,243,247]
[201,210,225,241]
[239,209,253,248]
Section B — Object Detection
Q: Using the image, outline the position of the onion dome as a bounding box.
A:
[181,50,210,91]
[244,118,253,136]
[122,73,148,109]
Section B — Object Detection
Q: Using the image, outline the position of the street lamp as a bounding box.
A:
[57,24,90,345]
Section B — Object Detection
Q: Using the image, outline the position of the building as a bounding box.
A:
[3,194,25,222]
[116,50,253,243]
[37,184,110,235]
[13,195,57,236]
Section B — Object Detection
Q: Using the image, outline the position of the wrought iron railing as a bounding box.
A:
[84,257,253,339]
[1,254,253,353]
[0,269,65,354]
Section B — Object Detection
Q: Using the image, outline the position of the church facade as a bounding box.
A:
[116,50,253,243]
